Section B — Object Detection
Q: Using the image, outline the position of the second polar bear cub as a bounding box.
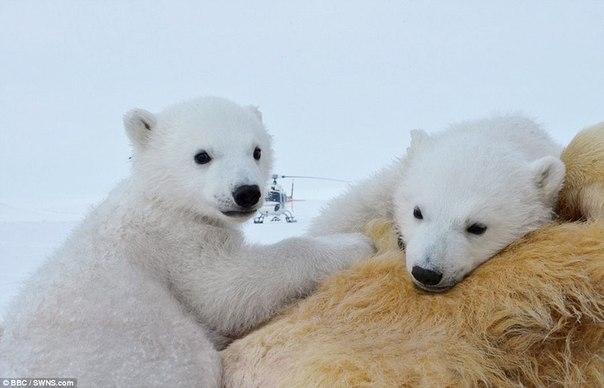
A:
[397,116,564,291]
[311,115,565,292]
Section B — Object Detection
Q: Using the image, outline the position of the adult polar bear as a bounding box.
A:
[311,115,564,292]
[0,97,374,386]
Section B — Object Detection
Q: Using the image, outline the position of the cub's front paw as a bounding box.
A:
[319,232,376,264]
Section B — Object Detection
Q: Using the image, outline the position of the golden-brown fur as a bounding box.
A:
[558,122,604,221]
[222,219,604,387]
[222,125,604,387]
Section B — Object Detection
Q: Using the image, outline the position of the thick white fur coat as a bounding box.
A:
[312,115,564,291]
[0,97,373,386]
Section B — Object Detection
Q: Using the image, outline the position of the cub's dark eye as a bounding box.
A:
[466,223,487,235]
[194,151,212,165]
[413,206,423,220]
[253,147,261,161]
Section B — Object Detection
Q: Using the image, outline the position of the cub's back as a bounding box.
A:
[443,114,562,160]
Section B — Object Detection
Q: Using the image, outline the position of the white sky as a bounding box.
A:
[1,1,603,206]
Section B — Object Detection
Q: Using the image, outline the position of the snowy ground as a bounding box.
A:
[0,184,342,324]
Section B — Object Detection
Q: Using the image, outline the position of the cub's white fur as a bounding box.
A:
[311,115,564,292]
[0,97,374,386]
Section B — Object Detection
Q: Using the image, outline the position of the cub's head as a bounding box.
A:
[394,129,565,292]
[124,97,273,224]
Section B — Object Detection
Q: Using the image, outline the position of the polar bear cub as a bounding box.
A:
[0,97,374,386]
[311,115,564,292]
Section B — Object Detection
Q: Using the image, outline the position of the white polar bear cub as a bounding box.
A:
[311,115,564,292]
[0,97,374,386]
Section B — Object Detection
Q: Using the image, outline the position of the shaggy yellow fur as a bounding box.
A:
[558,122,604,221]
[222,219,604,387]
[222,125,604,387]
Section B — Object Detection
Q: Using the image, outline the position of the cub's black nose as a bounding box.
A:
[411,266,443,286]
[233,185,261,209]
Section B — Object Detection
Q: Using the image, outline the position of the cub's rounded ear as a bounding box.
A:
[247,105,263,123]
[531,156,566,205]
[124,109,157,148]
